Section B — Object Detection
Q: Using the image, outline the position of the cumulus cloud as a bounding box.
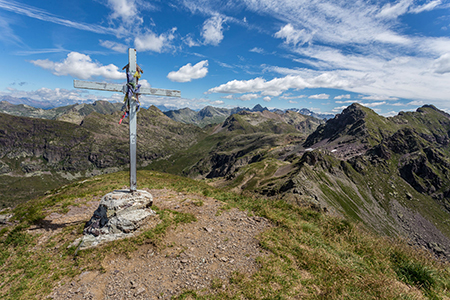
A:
[202,15,225,46]
[107,0,142,25]
[210,100,224,105]
[167,60,209,82]
[309,93,330,99]
[433,53,450,74]
[134,29,176,52]
[275,24,312,46]
[263,96,271,102]
[139,79,151,88]
[29,52,125,80]
[261,90,282,97]
[239,93,259,101]
[208,73,350,95]
[100,40,128,53]
[334,94,351,100]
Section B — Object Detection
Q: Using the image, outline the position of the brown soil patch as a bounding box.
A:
[46,188,271,299]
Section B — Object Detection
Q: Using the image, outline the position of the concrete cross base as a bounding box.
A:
[71,189,155,250]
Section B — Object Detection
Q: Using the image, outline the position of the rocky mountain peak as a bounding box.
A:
[252,104,267,112]
[303,103,371,147]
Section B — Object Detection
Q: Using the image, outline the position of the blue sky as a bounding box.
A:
[0,0,450,116]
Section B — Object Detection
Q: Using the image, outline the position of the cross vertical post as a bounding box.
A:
[128,49,138,192]
[73,48,180,193]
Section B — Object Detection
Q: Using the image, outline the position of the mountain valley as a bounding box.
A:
[1,101,450,298]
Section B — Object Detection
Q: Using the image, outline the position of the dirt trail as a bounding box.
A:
[47,188,271,299]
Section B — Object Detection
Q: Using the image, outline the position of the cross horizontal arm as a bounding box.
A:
[74,80,181,97]
[139,87,181,97]
[74,80,123,92]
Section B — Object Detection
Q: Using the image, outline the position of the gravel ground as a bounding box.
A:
[47,188,271,299]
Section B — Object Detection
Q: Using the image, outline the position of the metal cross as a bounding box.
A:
[74,48,180,192]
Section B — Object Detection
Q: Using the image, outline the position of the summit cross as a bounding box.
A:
[74,48,180,192]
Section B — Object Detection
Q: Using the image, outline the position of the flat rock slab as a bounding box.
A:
[72,190,155,250]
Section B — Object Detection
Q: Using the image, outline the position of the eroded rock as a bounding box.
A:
[73,190,155,249]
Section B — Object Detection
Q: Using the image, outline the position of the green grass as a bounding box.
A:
[1,170,450,299]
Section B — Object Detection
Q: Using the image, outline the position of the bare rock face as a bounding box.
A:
[73,190,155,249]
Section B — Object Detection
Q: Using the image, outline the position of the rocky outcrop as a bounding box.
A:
[0,160,11,174]
[74,190,155,249]
[304,103,368,147]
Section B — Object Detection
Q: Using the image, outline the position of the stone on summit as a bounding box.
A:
[74,190,154,249]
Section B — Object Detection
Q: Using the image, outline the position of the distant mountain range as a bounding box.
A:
[1,100,450,261]
[0,100,123,124]
[164,104,334,128]
[0,97,334,127]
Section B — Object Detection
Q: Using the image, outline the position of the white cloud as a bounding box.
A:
[263,96,271,102]
[361,101,386,107]
[433,53,450,74]
[334,94,351,100]
[139,79,151,88]
[261,90,282,97]
[249,47,264,53]
[410,0,442,14]
[30,52,125,80]
[332,106,349,113]
[134,29,176,52]
[383,111,399,117]
[377,0,413,19]
[288,100,297,104]
[99,40,128,53]
[374,31,411,45]
[0,0,117,35]
[239,93,259,101]
[107,0,142,25]
[221,95,234,99]
[407,100,425,106]
[4,87,76,102]
[202,15,225,46]
[274,24,312,46]
[361,95,399,101]
[208,73,350,95]
[0,86,215,111]
[210,100,224,105]
[167,60,209,82]
[336,100,358,104]
[183,34,200,47]
[309,93,330,99]
[0,16,23,46]
[280,94,307,100]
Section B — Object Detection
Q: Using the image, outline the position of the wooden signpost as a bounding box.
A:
[74,48,180,192]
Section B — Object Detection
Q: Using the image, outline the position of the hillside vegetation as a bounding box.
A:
[0,106,205,207]
[146,104,450,261]
[1,171,449,299]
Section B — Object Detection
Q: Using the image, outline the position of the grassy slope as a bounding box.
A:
[0,106,206,207]
[145,110,314,178]
[1,171,449,299]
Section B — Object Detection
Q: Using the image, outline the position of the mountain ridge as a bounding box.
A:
[2,101,450,261]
